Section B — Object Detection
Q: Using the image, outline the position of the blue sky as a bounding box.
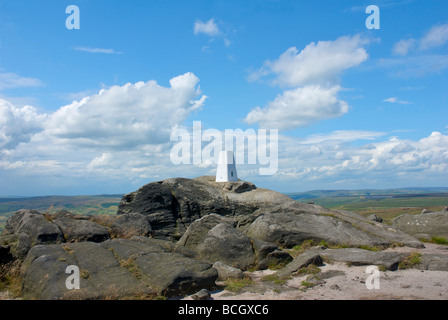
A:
[0,0,447,195]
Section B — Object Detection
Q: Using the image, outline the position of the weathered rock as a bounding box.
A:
[191,288,211,300]
[393,211,448,239]
[134,251,217,297]
[3,209,64,245]
[368,214,383,223]
[116,177,423,249]
[117,176,290,240]
[330,284,341,290]
[212,261,244,280]
[0,233,32,260]
[257,250,293,270]
[318,269,346,280]
[333,210,423,248]
[246,211,391,249]
[101,238,219,297]
[251,238,278,261]
[320,248,407,271]
[195,223,255,270]
[21,242,152,300]
[109,213,152,238]
[417,254,448,271]
[0,210,64,259]
[21,239,218,299]
[177,214,234,250]
[53,217,110,243]
[275,248,324,279]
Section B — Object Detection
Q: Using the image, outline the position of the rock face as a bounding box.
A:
[0,210,152,260]
[21,238,218,299]
[195,223,255,270]
[117,176,285,240]
[0,176,430,300]
[275,248,324,279]
[212,261,244,281]
[119,176,422,249]
[392,211,448,240]
[0,209,65,260]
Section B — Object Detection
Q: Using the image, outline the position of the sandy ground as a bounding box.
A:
[185,243,448,300]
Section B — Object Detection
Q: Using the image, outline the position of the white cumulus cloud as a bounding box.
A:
[245,85,349,130]
[245,34,370,131]
[249,34,369,87]
[44,72,206,149]
[0,99,46,149]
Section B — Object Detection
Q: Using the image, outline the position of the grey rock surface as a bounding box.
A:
[21,239,218,299]
[320,248,407,271]
[195,223,255,270]
[275,248,324,279]
[417,254,448,271]
[118,177,423,249]
[212,261,244,280]
[393,211,448,239]
[53,217,110,243]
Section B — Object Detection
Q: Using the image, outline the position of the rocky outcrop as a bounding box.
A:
[0,209,65,260]
[0,176,432,300]
[53,217,110,243]
[117,176,289,240]
[195,223,255,270]
[177,214,255,269]
[392,211,448,240]
[21,238,218,299]
[0,210,152,260]
[119,176,423,249]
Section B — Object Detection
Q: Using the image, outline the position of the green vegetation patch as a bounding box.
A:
[261,274,286,285]
[429,237,448,245]
[224,277,256,293]
[0,260,22,297]
[399,252,422,269]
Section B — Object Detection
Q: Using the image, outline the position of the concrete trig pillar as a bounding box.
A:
[216,150,238,182]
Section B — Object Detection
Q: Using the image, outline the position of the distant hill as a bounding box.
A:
[286,187,448,200]
[287,187,448,224]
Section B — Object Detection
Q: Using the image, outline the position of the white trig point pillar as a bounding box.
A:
[216,150,238,182]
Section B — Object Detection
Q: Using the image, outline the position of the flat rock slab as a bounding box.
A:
[276,248,324,279]
[393,211,448,239]
[418,254,448,271]
[21,239,218,299]
[320,248,407,271]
